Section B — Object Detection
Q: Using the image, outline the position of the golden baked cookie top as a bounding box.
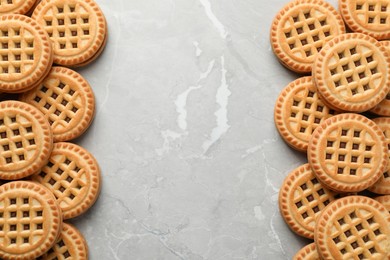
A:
[0,100,53,180]
[32,0,106,66]
[20,66,95,142]
[0,181,62,259]
[0,0,38,15]
[270,0,345,73]
[274,76,336,152]
[313,33,390,112]
[339,0,390,40]
[293,243,320,260]
[31,142,101,219]
[37,222,88,260]
[308,113,388,192]
[279,163,337,239]
[0,15,53,93]
[315,196,390,260]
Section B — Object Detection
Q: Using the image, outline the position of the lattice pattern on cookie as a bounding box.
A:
[0,26,34,74]
[0,115,36,166]
[294,177,332,224]
[36,238,71,260]
[289,89,335,135]
[38,154,85,207]
[283,7,333,58]
[354,0,390,25]
[0,196,44,247]
[328,45,382,97]
[31,81,80,128]
[331,209,387,259]
[325,127,376,176]
[43,3,92,51]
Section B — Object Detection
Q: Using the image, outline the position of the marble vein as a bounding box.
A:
[198,0,228,39]
[202,56,231,153]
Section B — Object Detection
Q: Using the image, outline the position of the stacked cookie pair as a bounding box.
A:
[0,0,107,259]
[271,0,390,259]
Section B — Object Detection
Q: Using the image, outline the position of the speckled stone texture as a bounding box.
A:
[74,0,324,258]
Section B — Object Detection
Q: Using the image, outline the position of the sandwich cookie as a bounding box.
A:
[0,181,62,259]
[279,163,338,239]
[31,142,101,219]
[20,67,95,142]
[313,33,390,112]
[0,15,53,93]
[339,0,390,40]
[270,0,345,73]
[293,243,320,260]
[274,76,336,152]
[37,223,88,260]
[315,196,390,260]
[32,0,107,67]
[308,113,388,192]
[0,100,53,180]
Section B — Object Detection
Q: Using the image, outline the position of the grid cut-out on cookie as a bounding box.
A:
[36,238,71,259]
[0,26,35,74]
[328,44,382,97]
[0,115,36,166]
[283,7,333,58]
[0,0,15,5]
[43,3,92,51]
[289,89,335,135]
[324,127,376,176]
[294,177,333,223]
[331,209,387,258]
[38,154,86,207]
[354,0,390,25]
[31,80,80,128]
[0,196,44,247]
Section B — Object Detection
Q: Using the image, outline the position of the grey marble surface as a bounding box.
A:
[71,0,342,259]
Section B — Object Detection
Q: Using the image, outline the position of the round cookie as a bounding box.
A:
[279,163,338,239]
[20,67,95,142]
[313,33,390,112]
[293,243,320,260]
[0,100,53,180]
[0,14,53,93]
[339,0,390,40]
[32,0,107,67]
[375,195,390,214]
[0,0,38,15]
[0,181,62,259]
[37,223,88,260]
[308,113,388,192]
[368,117,390,195]
[270,0,345,73]
[274,76,336,152]
[370,41,390,116]
[315,196,390,260]
[31,142,101,219]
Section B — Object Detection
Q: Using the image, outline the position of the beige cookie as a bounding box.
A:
[20,66,95,142]
[31,142,101,219]
[279,163,338,239]
[0,0,38,15]
[0,14,53,93]
[0,100,53,180]
[313,33,390,112]
[0,181,62,259]
[270,0,345,73]
[32,0,107,67]
[37,222,88,260]
[368,117,390,195]
[274,76,336,152]
[339,0,390,40]
[308,113,388,192]
[315,196,390,260]
[375,195,390,214]
[293,243,321,260]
